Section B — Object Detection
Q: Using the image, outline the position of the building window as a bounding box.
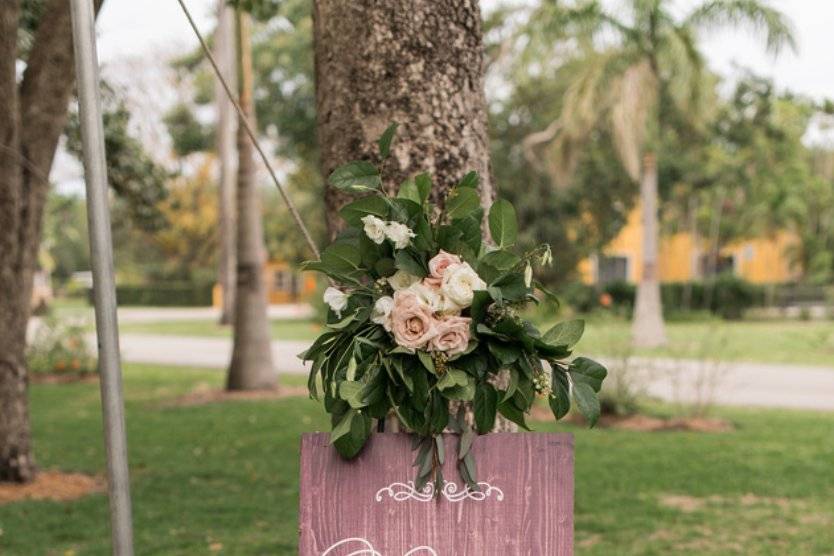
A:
[598,256,629,284]
[274,270,289,291]
[698,254,735,277]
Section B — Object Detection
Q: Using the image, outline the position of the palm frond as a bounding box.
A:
[686,0,797,55]
[609,60,658,182]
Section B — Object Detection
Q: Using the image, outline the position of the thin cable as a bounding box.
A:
[176,0,321,260]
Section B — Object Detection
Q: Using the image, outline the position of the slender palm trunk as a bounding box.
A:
[632,152,667,347]
[226,10,276,391]
[215,0,237,325]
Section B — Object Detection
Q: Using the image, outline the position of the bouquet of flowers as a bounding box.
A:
[301,126,606,492]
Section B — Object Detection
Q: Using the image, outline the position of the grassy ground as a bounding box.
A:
[1,364,832,555]
[536,314,834,368]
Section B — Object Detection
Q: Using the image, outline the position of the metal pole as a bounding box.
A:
[69,1,135,554]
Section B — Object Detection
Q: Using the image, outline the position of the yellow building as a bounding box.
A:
[213,261,318,307]
[579,206,799,285]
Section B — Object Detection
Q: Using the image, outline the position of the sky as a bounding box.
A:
[94,0,832,100]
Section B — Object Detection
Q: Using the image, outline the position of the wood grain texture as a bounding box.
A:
[299,432,573,555]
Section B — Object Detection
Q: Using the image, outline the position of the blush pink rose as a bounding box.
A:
[430,315,472,356]
[422,276,442,289]
[390,290,438,350]
[428,250,462,279]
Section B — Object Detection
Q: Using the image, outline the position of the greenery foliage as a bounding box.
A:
[301,129,606,491]
[111,283,214,307]
[26,316,96,376]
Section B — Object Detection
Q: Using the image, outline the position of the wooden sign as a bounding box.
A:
[299,432,573,555]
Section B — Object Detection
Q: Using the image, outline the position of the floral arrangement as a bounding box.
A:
[302,125,607,492]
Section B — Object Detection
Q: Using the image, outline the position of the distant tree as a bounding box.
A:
[519,0,795,346]
[226,9,276,391]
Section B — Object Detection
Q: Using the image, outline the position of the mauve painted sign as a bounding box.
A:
[299,432,574,555]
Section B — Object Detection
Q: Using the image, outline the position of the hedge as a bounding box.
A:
[89,283,214,307]
[562,275,766,320]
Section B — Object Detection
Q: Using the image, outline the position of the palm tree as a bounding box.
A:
[226,9,277,390]
[520,0,795,347]
[214,0,237,325]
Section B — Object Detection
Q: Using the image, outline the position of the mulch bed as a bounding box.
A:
[30,373,98,385]
[0,471,104,505]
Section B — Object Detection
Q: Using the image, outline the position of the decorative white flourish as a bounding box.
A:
[322,537,438,556]
[374,480,504,503]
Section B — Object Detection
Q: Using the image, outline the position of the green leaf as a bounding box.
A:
[543,320,585,349]
[377,122,398,158]
[549,371,571,420]
[473,384,498,434]
[394,250,427,277]
[339,381,364,408]
[330,409,355,443]
[572,382,601,427]
[321,242,362,275]
[374,257,396,277]
[457,171,479,189]
[340,195,389,227]
[417,350,436,375]
[480,249,520,271]
[414,173,432,203]
[328,161,381,192]
[569,357,607,392]
[436,369,470,391]
[397,178,421,205]
[446,187,481,220]
[498,401,531,431]
[459,427,476,460]
[488,199,518,247]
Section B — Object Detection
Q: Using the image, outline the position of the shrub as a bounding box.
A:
[94,282,214,306]
[561,276,764,319]
[26,316,97,375]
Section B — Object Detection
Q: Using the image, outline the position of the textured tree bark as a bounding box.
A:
[0,0,104,483]
[632,152,667,347]
[313,0,514,432]
[215,0,237,325]
[313,0,494,237]
[226,10,277,391]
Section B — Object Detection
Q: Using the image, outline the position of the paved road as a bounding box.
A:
[109,334,834,412]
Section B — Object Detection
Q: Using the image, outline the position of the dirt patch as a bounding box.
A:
[529,404,733,433]
[0,471,104,505]
[603,414,734,433]
[167,384,309,407]
[659,494,708,513]
[30,373,98,385]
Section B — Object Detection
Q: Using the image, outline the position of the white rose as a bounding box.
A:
[441,263,486,308]
[384,221,416,249]
[386,270,420,291]
[371,296,394,330]
[323,286,349,317]
[407,282,445,313]
[361,215,387,244]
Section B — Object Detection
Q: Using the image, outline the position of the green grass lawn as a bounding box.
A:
[547,315,834,368]
[1,364,832,555]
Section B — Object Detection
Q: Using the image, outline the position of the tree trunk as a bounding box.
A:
[632,152,667,347]
[313,0,515,432]
[226,10,276,391]
[0,0,104,483]
[215,0,237,325]
[313,0,494,237]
